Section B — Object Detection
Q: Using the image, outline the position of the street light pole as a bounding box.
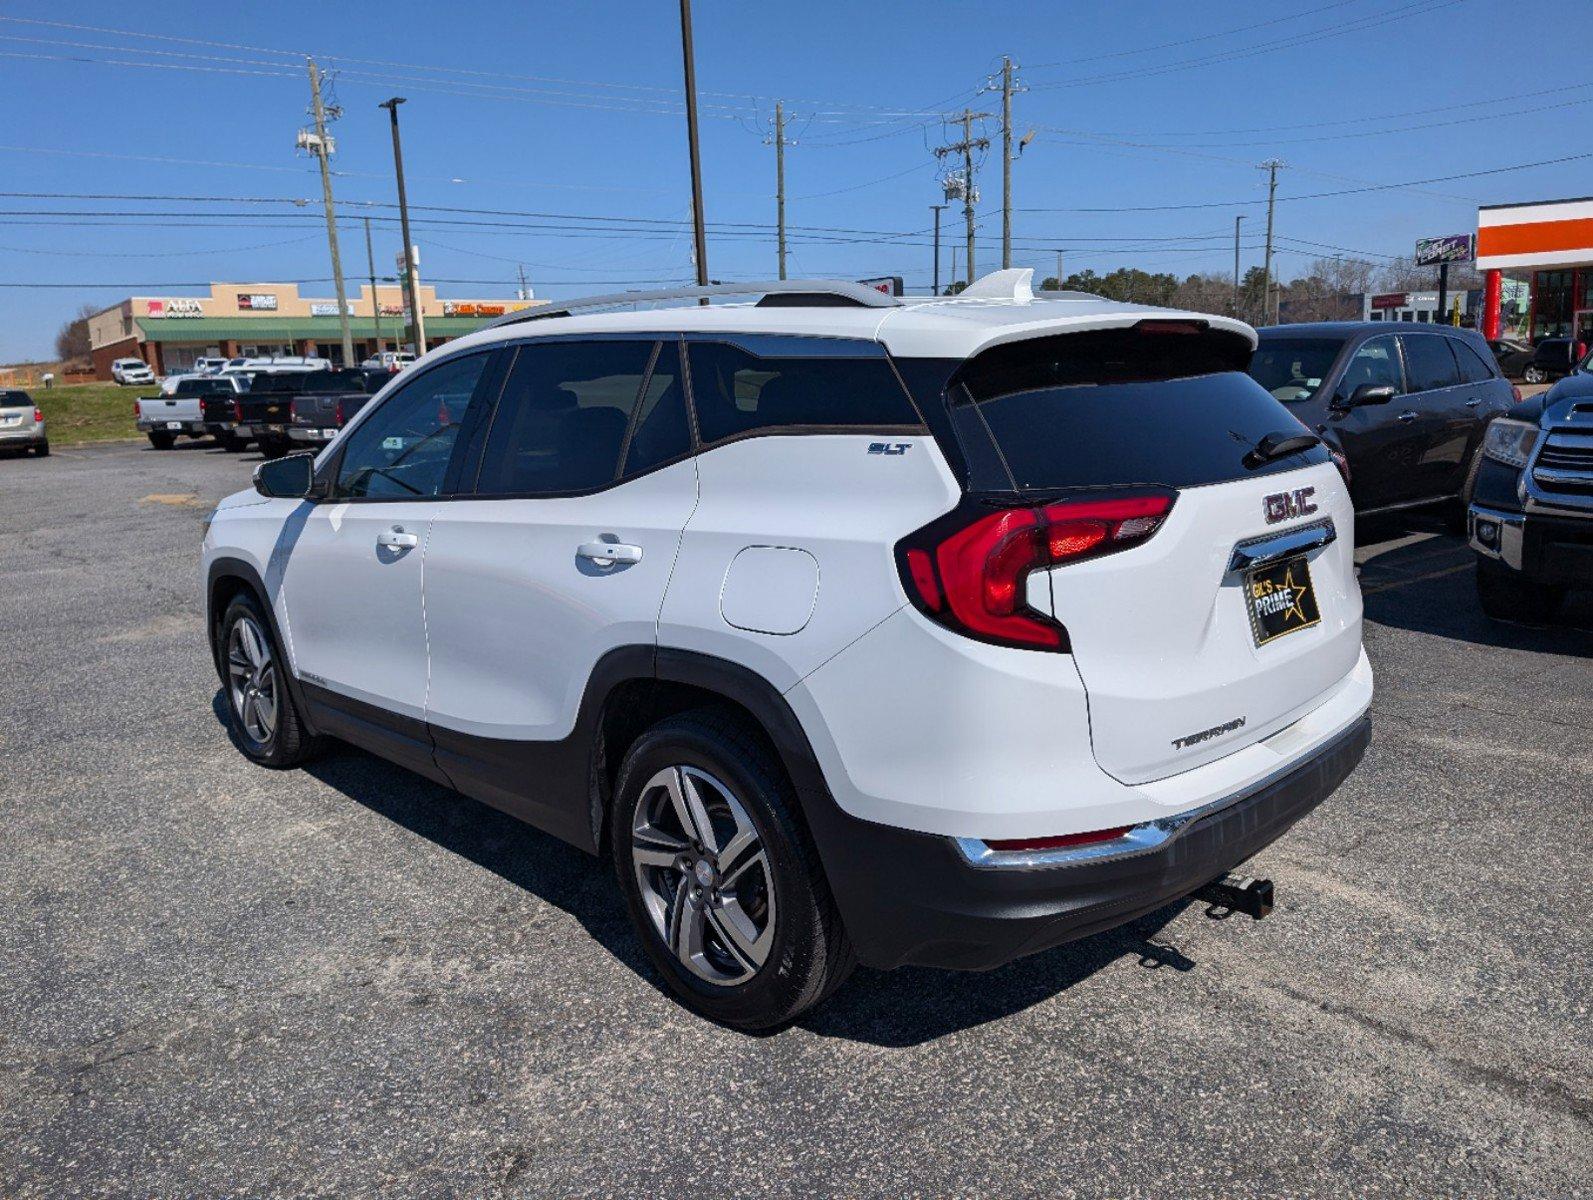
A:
[379,97,425,354]
[930,204,947,296]
[364,216,382,355]
[1233,214,1245,317]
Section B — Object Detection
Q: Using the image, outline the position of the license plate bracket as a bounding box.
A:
[1245,554,1321,646]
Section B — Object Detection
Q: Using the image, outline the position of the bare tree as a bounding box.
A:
[53,302,97,363]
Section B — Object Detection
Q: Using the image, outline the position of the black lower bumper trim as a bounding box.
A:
[805,715,1371,971]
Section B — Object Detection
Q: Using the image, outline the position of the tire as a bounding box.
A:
[1523,364,1546,384]
[147,431,175,450]
[611,709,854,1030]
[1476,557,1565,624]
[219,432,247,453]
[33,441,49,457]
[258,438,287,460]
[217,592,323,768]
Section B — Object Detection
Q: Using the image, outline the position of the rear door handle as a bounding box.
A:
[1396,410,1419,423]
[376,527,419,549]
[578,541,643,566]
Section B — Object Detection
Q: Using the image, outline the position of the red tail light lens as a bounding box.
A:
[898,490,1175,652]
[986,825,1133,852]
[334,399,344,426]
[33,408,43,423]
[233,398,244,423]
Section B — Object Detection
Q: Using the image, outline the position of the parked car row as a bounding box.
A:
[136,364,387,456]
[1486,335,1585,384]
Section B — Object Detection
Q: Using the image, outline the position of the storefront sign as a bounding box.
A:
[1370,292,1408,311]
[379,304,405,317]
[309,301,354,316]
[146,297,203,318]
[858,275,904,296]
[1414,234,1474,266]
[237,293,279,311]
[442,301,508,317]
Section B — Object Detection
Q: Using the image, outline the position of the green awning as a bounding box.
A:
[136,315,498,342]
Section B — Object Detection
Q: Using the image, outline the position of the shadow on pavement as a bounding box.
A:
[209,689,1207,1044]
[1354,511,1592,654]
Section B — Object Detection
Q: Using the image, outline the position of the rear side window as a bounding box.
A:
[951,326,1327,490]
[1401,334,1459,392]
[686,338,921,445]
[1451,338,1497,383]
[475,340,659,496]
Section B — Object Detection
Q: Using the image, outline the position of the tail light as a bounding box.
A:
[288,399,298,422]
[233,398,244,423]
[897,490,1175,652]
[334,399,344,425]
[1330,448,1352,488]
[1511,384,1523,404]
[34,407,44,423]
[132,398,141,418]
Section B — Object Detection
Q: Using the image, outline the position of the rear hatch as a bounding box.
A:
[951,323,1364,784]
[0,395,38,432]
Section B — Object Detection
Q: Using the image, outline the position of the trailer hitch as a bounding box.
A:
[1193,872,1274,919]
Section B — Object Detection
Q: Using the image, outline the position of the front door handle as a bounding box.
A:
[1465,398,1483,408]
[578,541,643,566]
[376,527,419,549]
[1396,410,1419,423]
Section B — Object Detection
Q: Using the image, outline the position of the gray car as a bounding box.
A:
[0,390,48,457]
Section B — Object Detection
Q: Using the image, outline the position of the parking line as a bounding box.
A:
[1360,563,1473,595]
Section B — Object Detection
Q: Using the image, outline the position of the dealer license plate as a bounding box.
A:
[166,421,183,431]
[1245,555,1320,646]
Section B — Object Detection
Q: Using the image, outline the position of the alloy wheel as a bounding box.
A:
[226,615,279,746]
[630,765,777,986]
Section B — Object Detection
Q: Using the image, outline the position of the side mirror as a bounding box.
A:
[254,451,317,499]
[1333,382,1396,410]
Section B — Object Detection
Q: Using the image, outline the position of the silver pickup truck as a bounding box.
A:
[135,376,247,450]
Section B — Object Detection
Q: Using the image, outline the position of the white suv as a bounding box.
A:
[203,271,1372,1028]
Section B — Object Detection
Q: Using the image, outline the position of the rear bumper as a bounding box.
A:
[287,425,339,443]
[137,418,206,435]
[0,426,45,445]
[811,715,1371,971]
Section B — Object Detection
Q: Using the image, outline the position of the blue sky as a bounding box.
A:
[0,0,1586,360]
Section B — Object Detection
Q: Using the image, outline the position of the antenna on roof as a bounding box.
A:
[957,268,1035,302]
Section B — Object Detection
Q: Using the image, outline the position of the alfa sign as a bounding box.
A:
[145,297,203,318]
[1415,234,1474,266]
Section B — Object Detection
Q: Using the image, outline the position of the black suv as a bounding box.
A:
[1249,323,1518,516]
[1522,337,1581,385]
[1467,354,1593,621]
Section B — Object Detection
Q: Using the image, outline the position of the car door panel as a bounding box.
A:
[1323,334,1419,509]
[1398,333,1469,497]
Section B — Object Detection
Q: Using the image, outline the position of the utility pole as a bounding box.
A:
[1000,56,1020,270]
[517,263,530,301]
[678,0,709,286]
[363,216,382,355]
[305,59,354,366]
[379,97,424,354]
[1259,159,1284,325]
[1232,214,1245,317]
[773,100,788,280]
[1055,249,1064,288]
[934,109,990,286]
[930,204,947,295]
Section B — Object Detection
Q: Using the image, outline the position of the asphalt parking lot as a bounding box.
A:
[2,440,1589,1199]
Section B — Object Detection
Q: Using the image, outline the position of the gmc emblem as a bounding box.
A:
[1263,486,1317,524]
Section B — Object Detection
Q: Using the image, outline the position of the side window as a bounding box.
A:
[686,339,921,445]
[475,340,656,496]
[335,352,488,499]
[1339,336,1401,395]
[1400,334,1459,393]
[622,340,691,478]
[1451,338,1496,384]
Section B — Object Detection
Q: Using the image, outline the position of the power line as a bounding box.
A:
[1025,0,1366,67]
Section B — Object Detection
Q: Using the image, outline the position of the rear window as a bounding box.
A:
[951,327,1328,491]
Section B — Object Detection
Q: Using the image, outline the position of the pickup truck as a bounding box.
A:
[286,368,389,449]
[237,369,382,458]
[135,375,247,450]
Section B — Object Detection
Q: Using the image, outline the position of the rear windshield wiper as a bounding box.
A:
[1243,430,1320,469]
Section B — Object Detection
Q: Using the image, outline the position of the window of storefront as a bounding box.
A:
[1533,269,1574,339]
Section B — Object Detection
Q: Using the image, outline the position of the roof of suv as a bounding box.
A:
[1259,320,1482,339]
[436,270,1257,363]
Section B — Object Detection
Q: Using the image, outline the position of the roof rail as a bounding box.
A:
[482,279,900,330]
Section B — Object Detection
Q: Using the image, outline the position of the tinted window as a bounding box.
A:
[1451,338,1496,384]
[475,341,656,496]
[686,338,920,444]
[1401,333,1459,393]
[1248,336,1345,402]
[336,353,487,499]
[1339,336,1401,395]
[952,329,1326,490]
[623,340,691,477]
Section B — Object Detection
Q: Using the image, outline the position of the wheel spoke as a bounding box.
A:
[715,798,760,881]
[706,900,766,973]
[666,878,706,970]
[239,620,264,668]
[720,848,768,891]
[631,829,687,871]
[254,678,277,736]
[664,767,716,851]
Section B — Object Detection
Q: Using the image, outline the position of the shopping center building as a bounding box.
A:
[1477,196,1593,343]
[86,282,538,378]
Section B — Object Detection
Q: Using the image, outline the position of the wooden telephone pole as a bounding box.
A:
[934,110,990,285]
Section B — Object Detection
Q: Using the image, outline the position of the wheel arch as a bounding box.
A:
[205,556,318,736]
